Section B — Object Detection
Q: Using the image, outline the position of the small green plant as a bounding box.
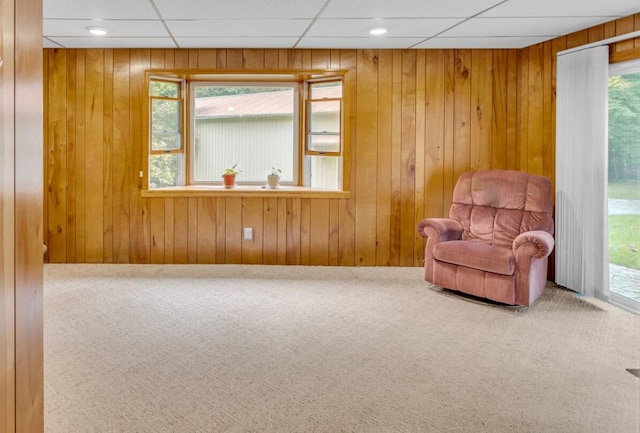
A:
[224,163,241,175]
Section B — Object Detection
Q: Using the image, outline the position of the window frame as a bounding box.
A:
[145,70,347,192]
[303,78,344,189]
[305,78,342,158]
[188,80,301,186]
[148,77,186,189]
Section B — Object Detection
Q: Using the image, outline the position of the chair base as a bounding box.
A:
[438,287,527,310]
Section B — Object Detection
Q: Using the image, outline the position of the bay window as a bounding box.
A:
[146,71,344,191]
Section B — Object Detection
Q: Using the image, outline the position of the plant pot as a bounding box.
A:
[222,173,236,188]
[267,174,280,189]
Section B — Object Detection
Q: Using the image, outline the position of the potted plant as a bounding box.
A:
[267,167,281,189]
[222,163,241,188]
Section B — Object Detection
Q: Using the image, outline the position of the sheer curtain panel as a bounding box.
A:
[555,45,609,299]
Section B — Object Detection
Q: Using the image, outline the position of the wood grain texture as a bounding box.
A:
[3,0,45,431]
[1,1,17,430]
[42,15,640,267]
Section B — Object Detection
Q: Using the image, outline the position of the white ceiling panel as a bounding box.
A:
[47,37,177,49]
[296,37,426,49]
[414,36,551,49]
[175,37,300,49]
[153,0,327,20]
[43,38,64,48]
[321,0,506,18]
[42,0,640,49]
[482,0,640,17]
[167,19,311,37]
[44,19,170,37]
[441,17,611,38]
[307,18,461,38]
[43,0,159,19]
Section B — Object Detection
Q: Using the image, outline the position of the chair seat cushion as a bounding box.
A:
[433,241,515,276]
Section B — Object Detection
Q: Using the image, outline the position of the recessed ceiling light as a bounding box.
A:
[369,27,387,36]
[87,26,108,36]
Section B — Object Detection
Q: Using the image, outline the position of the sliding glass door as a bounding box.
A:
[608,59,640,313]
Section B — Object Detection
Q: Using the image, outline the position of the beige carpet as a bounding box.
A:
[44,264,640,433]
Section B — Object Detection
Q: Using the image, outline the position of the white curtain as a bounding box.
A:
[555,46,609,299]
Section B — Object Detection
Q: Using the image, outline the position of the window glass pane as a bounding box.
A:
[307,155,340,190]
[308,133,340,153]
[152,99,180,133]
[150,80,179,97]
[309,100,341,134]
[608,65,640,308]
[310,81,342,99]
[152,132,181,152]
[192,85,296,183]
[149,154,183,188]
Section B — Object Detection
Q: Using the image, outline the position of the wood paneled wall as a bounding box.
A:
[1,0,44,431]
[43,14,640,267]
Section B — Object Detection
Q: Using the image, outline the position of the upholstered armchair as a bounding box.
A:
[417,170,555,306]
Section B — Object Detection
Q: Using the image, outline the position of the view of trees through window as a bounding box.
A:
[150,80,183,188]
[608,69,640,274]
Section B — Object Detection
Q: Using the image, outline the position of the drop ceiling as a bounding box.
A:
[43,0,640,50]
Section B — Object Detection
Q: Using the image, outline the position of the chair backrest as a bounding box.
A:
[449,170,554,248]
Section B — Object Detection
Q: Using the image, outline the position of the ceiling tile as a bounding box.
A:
[320,0,506,18]
[41,0,640,49]
[154,0,327,20]
[46,37,177,49]
[441,17,610,38]
[44,19,170,37]
[175,37,299,49]
[43,0,159,19]
[166,19,311,37]
[307,18,461,38]
[295,37,425,49]
[482,0,640,17]
[414,36,551,49]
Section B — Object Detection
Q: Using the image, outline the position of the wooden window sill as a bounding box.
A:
[141,185,350,199]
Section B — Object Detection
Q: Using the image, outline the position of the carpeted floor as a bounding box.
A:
[44,264,640,433]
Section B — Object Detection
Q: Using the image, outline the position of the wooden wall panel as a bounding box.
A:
[46,49,68,263]
[2,0,44,431]
[354,50,378,266]
[338,50,357,266]
[424,50,446,219]
[0,2,17,430]
[399,50,417,267]
[242,198,263,264]
[74,50,86,263]
[187,198,198,264]
[389,50,403,266]
[149,198,165,264]
[197,198,216,264]
[112,49,131,263]
[103,49,114,263]
[65,50,78,263]
[376,49,393,266]
[43,14,640,267]
[173,198,188,264]
[85,49,105,262]
[263,198,278,265]
[413,51,427,266]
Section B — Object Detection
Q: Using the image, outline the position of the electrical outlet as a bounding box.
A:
[243,227,253,241]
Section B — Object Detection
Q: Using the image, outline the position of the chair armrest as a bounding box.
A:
[417,218,463,241]
[513,230,555,259]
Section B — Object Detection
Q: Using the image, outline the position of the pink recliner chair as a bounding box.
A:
[417,170,555,306]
